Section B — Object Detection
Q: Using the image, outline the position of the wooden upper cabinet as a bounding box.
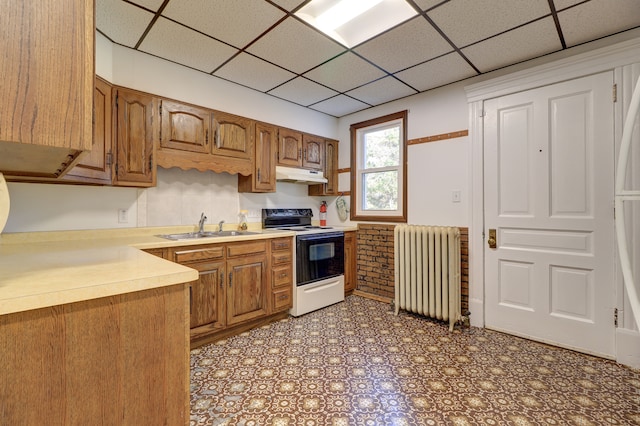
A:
[113,88,157,187]
[213,111,253,160]
[160,100,210,154]
[278,128,302,167]
[64,77,113,184]
[238,122,277,193]
[309,139,338,196]
[302,134,324,171]
[0,0,93,178]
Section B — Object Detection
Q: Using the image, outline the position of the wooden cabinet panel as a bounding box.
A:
[113,88,157,187]
[226,254,268,326]
[160,100,210,154]
[302,134,324,171]
[0,0,93,178]
[278,128,302,167]
[173,246,224,263]
[269,237,293,313]
[65,77,114,183]
[272,265,292,288]
[309,139,338,196]
[143,248,168,259]
[189,260,226,329]
[271,238,292,251]
[0,285,189,426]
[272,288,292,311]
[344,231,357,294]
[239,122,277,193]
[213,111,253,160]
[227,240,267,258]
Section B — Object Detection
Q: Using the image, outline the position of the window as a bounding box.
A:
[350,110,407,222]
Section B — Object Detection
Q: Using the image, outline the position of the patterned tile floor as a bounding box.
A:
[190,296,640,425]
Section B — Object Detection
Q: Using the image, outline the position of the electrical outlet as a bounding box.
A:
[118,208,128,223]
[452,191,461,203]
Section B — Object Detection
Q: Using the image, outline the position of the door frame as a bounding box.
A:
[464,35,640,366]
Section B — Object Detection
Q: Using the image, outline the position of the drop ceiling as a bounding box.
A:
[97,0,640,117]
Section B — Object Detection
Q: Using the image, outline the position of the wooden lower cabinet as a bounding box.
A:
[169,237,292,347]
[0,284,190,426]
[344,231,357,294]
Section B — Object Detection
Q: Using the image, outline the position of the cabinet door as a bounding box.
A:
[114,88,157,187]
[160,100,210,154]
[254,122,277,192]
[0,0,93,177]
[213,111,253,160]
[65,77,113,183]
[302,134,324,170]
[308,139,338,196]
[226,253,268,326]
[344,231,357,294]
[189,260,226,329]
[278,128,302,167]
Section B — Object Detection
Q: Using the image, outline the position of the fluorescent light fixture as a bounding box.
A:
[296,0,418,48]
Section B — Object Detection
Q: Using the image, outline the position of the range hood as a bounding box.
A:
[276,166,328,184]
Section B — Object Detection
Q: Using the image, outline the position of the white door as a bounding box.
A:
[484,71,616,357]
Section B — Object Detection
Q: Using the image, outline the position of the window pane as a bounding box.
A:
[363,127,399,168]
[363,171,398,210]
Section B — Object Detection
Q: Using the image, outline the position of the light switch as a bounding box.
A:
[118,208,128,223]
[452,191,461,203]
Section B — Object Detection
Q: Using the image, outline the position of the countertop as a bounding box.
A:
[0,225,357,316]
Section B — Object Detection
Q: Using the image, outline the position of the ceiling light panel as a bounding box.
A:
[296,0,418,47]
[162,0,286,48]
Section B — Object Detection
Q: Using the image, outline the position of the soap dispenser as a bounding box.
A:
[238,210,248,230]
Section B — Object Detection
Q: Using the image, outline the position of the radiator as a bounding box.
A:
[394,225,462,331]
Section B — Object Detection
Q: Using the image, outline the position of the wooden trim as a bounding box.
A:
[408,130,468,145]
[338,167,350,174]
[338,191,350,196]
[353,290,393,304]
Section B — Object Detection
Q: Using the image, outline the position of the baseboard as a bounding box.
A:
[353,290,393,304]
[616,328,640,370]
[468,298,484,328]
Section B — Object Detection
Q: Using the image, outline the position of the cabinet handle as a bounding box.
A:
[205,129,209,145]
[148,153,153,171]
[278,294,288,301]
[303,148,307,160]
[220,271,223,289]
[279,272,287,279]
[257,168,261,182]
[216,123,221,148]
[298,147,301,160]
[229,272,233,288]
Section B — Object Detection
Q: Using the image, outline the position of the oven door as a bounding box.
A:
[296,232,344,286]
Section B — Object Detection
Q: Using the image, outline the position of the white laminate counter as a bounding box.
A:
[0,226,298,316]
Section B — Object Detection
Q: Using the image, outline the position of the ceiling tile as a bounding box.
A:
[96,0,154,47]
[353,16,453,73]
[462,18,562,72]
[346,77,417,106]
[247,17,346,74]
[162,0,286,48]
[310,95,371,117]
[428,0,551,47]
[269,0,307,12]
[214,53,296,92]
[412,0,446,11]
[139,17,239,73]
[303,52,387,93]
[395,52,477,92]
[269,77,339,106]
[128,0,165,12]
[552,0,584,10]
[558,0,640,47]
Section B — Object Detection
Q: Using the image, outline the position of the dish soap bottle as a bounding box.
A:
[238,210,248,230]
[319,201,327,227]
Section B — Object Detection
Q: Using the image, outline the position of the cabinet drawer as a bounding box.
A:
[226,240,266,257]
[272,265,292,288]
[173,246,224,263]
[272,288,292,311]
[271,251,292,265]
[271,238,292,251]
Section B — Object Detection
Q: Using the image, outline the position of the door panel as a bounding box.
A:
[484,71,615,357]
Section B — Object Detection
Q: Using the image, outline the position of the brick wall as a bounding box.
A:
[355,224,469,314]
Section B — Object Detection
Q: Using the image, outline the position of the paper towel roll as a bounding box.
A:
[0,173,9,233]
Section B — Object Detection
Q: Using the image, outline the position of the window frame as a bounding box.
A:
[350,110,408,222]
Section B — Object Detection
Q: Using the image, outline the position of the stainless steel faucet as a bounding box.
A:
[218,220,225,232]
[198,212,207,234]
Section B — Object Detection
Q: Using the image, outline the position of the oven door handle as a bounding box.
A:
[302,279,342,293]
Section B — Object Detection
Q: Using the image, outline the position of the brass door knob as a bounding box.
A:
[487,229,497,248]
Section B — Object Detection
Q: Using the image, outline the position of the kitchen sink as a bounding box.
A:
[156,231,259,240]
